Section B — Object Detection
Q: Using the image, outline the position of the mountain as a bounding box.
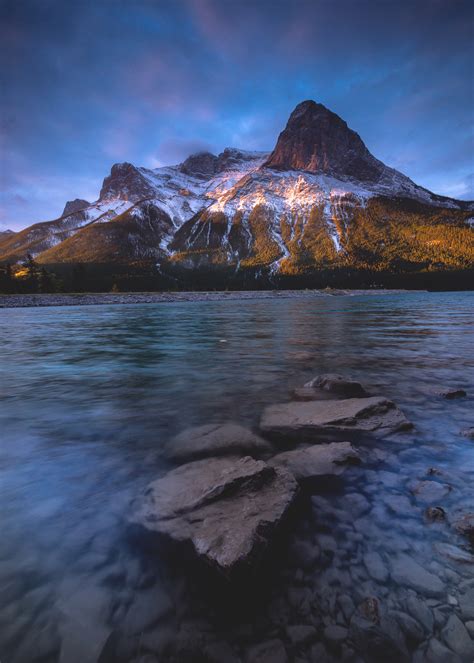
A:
[1,101,472,289]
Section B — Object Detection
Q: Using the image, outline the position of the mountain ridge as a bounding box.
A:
[1,100,472,288]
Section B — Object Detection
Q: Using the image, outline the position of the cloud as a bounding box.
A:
[1,0,472,228]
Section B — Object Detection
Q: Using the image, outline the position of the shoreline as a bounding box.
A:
[0,288,421,308]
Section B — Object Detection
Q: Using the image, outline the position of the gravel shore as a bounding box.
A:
[0,289,414,308]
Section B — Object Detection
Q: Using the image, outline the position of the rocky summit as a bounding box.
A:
[1,100,472,289]
[264,100,385,182]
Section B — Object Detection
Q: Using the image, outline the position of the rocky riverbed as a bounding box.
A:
[0,292,473,663]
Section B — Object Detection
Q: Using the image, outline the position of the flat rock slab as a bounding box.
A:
[163,423,272,463]
[269,441,360,482]
[260,397,412,441]
[304,373,369,398]
[130,456,298,576]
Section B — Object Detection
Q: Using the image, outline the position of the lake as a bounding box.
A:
[1,292,473,662]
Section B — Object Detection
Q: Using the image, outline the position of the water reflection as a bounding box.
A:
[0,292,473,662]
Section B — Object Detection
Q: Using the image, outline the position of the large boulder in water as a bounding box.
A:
[269,441,360,482]
[163,423,272,463]
[129,456,298,576]
[260,397,412,441]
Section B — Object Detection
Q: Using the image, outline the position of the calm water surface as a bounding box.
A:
[1,292,473,662]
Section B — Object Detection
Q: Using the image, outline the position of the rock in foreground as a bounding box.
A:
[130,456,298,576]
[269,442,360,482]
[163,423,272,463]
[260,397,412,441]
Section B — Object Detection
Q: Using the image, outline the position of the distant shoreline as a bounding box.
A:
[0,289,423,308]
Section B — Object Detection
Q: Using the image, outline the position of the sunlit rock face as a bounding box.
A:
[99,162,157,202]
[264,100,385,182]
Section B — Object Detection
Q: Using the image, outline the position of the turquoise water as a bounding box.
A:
[0,292,473,662]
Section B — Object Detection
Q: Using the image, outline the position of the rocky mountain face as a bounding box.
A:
[0,101,472,288]
[264,100,385,182]
[62,199,90,216]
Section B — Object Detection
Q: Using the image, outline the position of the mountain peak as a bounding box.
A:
[62,199,90,216]
[179,152,218,179]
[264,100,385,182]
[99,162,155,201]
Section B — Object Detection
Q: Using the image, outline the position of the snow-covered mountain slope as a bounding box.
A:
[0,149,268,264]
[0,101,472,277]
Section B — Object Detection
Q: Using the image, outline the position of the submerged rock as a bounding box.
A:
[129,456,298,576]
[163,423,272,463]
[304,373,369,398]
[441,614,474,660]
[260,397,412,441]
[436,387,467,399]
[363,551,389,583]
[390,554,444,597]
[460,427,474,440]
[269,441,360,482]
[245,639,288,663]
[435,543,474,564]
[410,481,452,503]
[451,512,474,545]
[425,506,446,523]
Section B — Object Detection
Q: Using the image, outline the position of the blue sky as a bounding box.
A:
[1,0,473,230]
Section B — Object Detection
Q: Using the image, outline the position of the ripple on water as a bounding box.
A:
[0,292,473,662]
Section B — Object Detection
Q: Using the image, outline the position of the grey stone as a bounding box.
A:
[338,594,355,623]
[350,613,409,662]
[363,552,389,583]
[410,480,451,503]
[436,387,467,399]
[441,614,474,660]
[58,594,110,663]
[260,396,412,441]
[324,624,348,643]
[451,512,474,544]
[123,587,173,634]
[391,554,444,597]
[286,624,317,645]
[130,456,298,576]
[269,441,360,482]
[304,373,369,397]
[405,595,434,632]
[163,423,272,463]
[246,639,288,663]
[390,610,424,643]
[435,543,474,564]
[204,641,240,663]
[459,588,474,620]
[425,506,446,522]
[288,539,320,570]
[383,494,413,516]
[345,492,370,517]
[426,638,462,663]
[465,621,474,638]
[9,623,60,663]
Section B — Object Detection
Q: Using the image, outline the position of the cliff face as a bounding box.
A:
[264,100,385,182]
